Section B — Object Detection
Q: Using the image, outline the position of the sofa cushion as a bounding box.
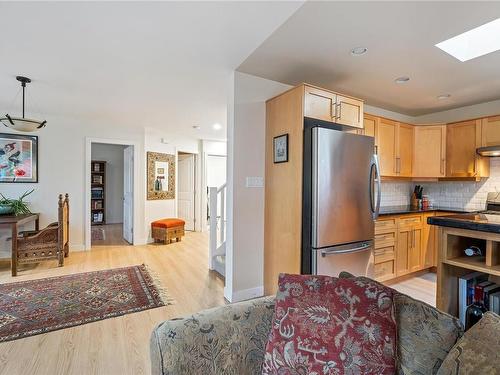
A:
[436,311,500,375]
[395,294,464,374]
[262,273,397,375]
[338,272,464,375]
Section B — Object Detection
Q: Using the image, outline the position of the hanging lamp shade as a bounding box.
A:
[0,76,47,132]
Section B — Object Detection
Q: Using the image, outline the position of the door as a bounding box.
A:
[336,95,363,128]
[414,125,446,177]
[123,146,134,244]
[304,86,336,122]
[446,120,480,177]
[178,153,196,231]
[408,227,422,272]
[377,118,397,176]
[397,123,414,177]
[396,227,410,276]
[363,114,377,137]
[481,116,500,147]
[422,212,435,268]
[312,128,375,249]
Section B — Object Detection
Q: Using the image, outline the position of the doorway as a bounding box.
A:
[177,152,196,231]
[85,139,138,249]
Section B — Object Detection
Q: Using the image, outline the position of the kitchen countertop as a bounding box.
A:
[427,213,500,234]
[379,205,478,216]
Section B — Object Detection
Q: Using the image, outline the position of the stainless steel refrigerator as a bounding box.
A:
[301,120,380,278]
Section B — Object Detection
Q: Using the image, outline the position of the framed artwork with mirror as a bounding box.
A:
[147,151,175,200]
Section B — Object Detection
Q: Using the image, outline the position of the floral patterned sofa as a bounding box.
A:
[150,276,464,375]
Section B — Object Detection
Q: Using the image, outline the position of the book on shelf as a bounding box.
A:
[91,187,104,199]
[490,291,500,314]
[92,200,103,209]
[458,272,500,324]
[93,163,101,172]
[92,175,103,184]
[92,211,104,223]
[458,271,488,326]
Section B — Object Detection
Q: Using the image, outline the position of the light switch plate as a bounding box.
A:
[245,176,264,188]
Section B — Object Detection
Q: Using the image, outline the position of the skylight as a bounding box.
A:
[435,18,500,62]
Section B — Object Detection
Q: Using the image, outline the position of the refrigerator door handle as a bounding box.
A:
[369,154,381,220]
[321,241,372,257]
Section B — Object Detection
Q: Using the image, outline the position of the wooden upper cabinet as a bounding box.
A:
[481,116,500,147]
[397,123,414,177]
[303,85,364,128]
[377,119,413,177]
[377,118,398,176]
[413,125,446,178]
[446,119,489,178]
[304,86,336,122]
[336,95,364,128]
[363,114,376,137]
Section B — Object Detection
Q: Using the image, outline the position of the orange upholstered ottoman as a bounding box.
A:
[151,218,185,244]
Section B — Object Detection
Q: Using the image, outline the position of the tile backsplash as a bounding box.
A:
[380,158,500,210]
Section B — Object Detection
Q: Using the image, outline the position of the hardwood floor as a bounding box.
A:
[0,232,225,375]
[390,272,437,306]
[0,230,438,375]
[91,224,131,247]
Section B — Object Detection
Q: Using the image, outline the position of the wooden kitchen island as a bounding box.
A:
[429,213,500,317]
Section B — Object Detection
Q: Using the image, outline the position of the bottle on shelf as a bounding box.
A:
[465,285,487,330]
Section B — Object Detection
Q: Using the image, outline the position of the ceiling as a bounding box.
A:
[0,1,302,140]
[238,1,500,116]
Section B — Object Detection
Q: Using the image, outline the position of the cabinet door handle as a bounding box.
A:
[440,158,445,175]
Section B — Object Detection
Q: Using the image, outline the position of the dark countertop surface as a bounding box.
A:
[427,213,500,234]
[379,205,478,216]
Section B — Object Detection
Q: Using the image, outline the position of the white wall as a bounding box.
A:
[0,116,202,257]
[91,143,126,224]
[226,72,500,303]
[143,127,200,240]
[225,72,292,302]
[0,114,146,255]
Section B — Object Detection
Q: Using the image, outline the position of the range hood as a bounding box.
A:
[477,145,500,157]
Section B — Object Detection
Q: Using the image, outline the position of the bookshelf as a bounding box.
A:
[91,160,106,225]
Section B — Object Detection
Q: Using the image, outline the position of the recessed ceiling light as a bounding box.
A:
[437,94,451,100]
[192,125,201,130]
[213,123,222,130]
[435,18,500,62]
[394,76,410,84]
[350,47,368,56]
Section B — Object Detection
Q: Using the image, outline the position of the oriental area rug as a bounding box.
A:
[0,264,172,342]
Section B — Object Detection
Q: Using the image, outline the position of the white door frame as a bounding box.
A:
[176,150,201,232]
[84,137,140,250]
[177,152,196,231]
[201,152,227,232]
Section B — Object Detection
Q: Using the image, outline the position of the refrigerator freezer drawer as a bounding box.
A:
[313,241,374,278]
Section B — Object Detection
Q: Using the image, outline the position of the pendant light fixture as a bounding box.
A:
[1,76,47,132]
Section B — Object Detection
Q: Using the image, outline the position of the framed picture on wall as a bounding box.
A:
[0,133,38,183]
[273,134,288,163]
[147,151,175,200]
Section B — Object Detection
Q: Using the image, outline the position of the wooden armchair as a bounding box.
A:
[12,194,69,276]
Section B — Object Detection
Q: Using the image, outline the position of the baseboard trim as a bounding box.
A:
[69,244,86,251]
[226,286,264,303]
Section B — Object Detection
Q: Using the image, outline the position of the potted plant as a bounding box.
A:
[0,189,34,215]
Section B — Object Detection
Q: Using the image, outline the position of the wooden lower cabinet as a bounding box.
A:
[422,212,436,268]
[375,212,435,282]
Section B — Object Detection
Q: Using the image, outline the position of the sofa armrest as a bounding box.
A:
[150,296,275,375]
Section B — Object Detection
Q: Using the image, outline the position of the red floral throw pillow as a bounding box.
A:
[262,273,397,375]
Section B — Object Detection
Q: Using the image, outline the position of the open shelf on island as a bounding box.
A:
[436,226,500,318]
